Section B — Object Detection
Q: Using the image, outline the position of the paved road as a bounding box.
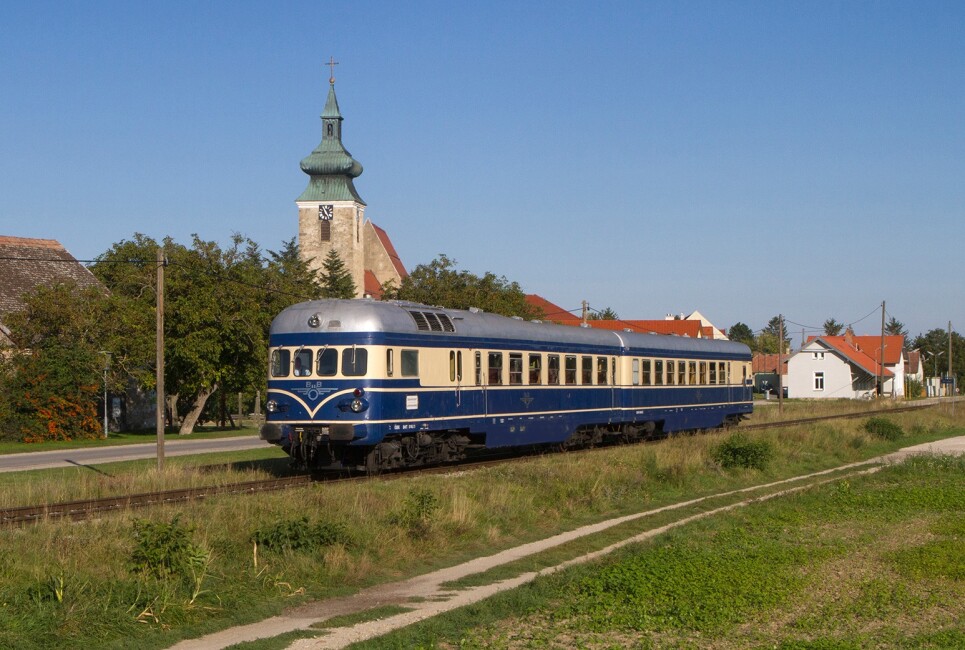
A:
[0,436,272,473]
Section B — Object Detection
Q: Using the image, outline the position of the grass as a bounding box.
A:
[0,405,961,649]
[359,455,965,649]
[0,424,261,455]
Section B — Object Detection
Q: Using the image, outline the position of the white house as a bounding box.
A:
[786,331,906,399]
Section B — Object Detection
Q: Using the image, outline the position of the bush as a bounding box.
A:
[251,517,351,552]
[390,488,441,538]
[864,417,903,441]
[712,433,773,471]
[129,515,209,582]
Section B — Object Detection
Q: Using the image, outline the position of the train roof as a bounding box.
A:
[270,299,750,357]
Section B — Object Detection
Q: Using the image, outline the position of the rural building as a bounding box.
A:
[296,75,406,298]
[785,329,906,399]
[0,236,103,348]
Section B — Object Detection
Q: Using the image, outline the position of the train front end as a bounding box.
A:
[260,300,386,471]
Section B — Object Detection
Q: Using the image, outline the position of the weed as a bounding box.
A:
[712,432,773,470]
[390,488,441,538]
[129,515,209,582]
[251,517,352,553]
[864,416,903,440]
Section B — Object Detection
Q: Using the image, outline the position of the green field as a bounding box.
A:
[0,403,961,649]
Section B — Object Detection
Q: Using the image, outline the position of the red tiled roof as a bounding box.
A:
[363,270,383,300]
[586,319,703,337]
[852,336,904,365]
[525,294,581,324]
[815,337,894,378]
[370,223,407,280]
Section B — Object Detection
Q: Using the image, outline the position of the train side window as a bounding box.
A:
[529,354,542,384]
[401,349,419,377]
[678,360,686,385]
[548,355,560,385]
[342,347,367,377]
[596,357,607,385]
[655,359,664,386]
[475,351,482,385]
[488,352,503,385]
[449,351,456,382]
[271,349,290,377]
[666,360,676,385]
[565,355,577,385]
[632,359,640,385]
[386,349,394,377]
[721,362,728,384]
[642,359,651,385]
[294,349,313,377]
[317,348,338,376]
[457,351,463,381]
[581,356,593,385]
[611,357,616,384]
[699,362,707,384]
[709,361,717,384]
[689,361,697,385]
[509,353,523,385]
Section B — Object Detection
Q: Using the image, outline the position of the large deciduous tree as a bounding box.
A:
[383,254,540,319]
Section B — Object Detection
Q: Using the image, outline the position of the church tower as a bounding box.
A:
[296,68,367,295]
[296,65,406,298]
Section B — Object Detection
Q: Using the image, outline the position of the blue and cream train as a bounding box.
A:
[260,299,754,472]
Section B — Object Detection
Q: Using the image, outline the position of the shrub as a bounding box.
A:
[391,488,441,538]
[251,517,351,552]
[129,515,209,582]
[712,433,773,471]
[864,417,903,441]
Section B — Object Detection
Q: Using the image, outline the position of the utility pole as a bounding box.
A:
[879,301,886,398]
[156,248,165,471]
[581,300,589,325]
[777,314,784,415]
[949,320,954,403]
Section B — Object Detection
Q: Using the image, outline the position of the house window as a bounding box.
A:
[813,352,825,360]
[814,372,825,391]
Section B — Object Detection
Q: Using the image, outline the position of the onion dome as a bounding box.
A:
[297,82,366,204]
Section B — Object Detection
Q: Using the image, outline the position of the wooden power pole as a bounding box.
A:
[156,248,165,471]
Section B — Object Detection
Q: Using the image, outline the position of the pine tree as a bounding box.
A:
[319,249,356,299]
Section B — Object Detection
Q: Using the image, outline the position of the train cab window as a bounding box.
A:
[699,362,707,385]
[317,348,338,376]
[529,354,542,384]
[386,349,394,377]
[475,351,482,385]
[581,356,593,385]
[342,347,367,376]
[678,360,686,385]
[655,360,664,385]
[689,361,697,385]
[270,349,291,377]
[565,355,577,385]
[597,357,608,385]
[401,350,419,377]
[642,359,652,385]
[666,360,676,385]
[548,355,560,385]
[709,361,717,384]
[509,353,523,385]
[632,359,640,385]
[488,352,503,385]
[294,349,313,377]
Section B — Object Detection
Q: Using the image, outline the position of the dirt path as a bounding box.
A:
[169,435,965,650]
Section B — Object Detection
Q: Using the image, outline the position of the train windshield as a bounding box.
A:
[271,349,290,377]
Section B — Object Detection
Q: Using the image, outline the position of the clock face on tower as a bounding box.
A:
[318,204,334,221]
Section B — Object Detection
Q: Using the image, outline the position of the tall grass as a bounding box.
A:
[0,406,961,648]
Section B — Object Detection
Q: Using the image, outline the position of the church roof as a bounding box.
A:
[370,223,407,280]
[297,82,366,204]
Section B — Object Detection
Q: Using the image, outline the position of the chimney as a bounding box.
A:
[844,326,855,347]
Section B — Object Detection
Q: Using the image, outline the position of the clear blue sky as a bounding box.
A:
[1,0,962,341]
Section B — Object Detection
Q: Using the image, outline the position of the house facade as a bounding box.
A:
[786,331,905,399]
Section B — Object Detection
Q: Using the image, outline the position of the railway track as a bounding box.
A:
[0,401,941,528]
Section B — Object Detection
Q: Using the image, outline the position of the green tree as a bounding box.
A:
[587,307,619,320]
[0,282,108,441]
[755,316,790,354]
[383,254,539,319]
[823,318,844,336]
[727,322,755,346]
[318,249,356,299]
[885,316,908,340]
[912,328,964,386]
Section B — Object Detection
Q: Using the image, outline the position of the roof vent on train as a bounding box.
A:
[407,310,455,332]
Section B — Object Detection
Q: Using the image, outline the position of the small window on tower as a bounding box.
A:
[320,219,331,242]
[327,123,333,137]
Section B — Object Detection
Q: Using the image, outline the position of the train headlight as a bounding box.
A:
[266,399,278,413]
[351,399,364,413]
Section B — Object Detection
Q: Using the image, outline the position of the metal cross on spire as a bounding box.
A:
[327,56,339,84]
